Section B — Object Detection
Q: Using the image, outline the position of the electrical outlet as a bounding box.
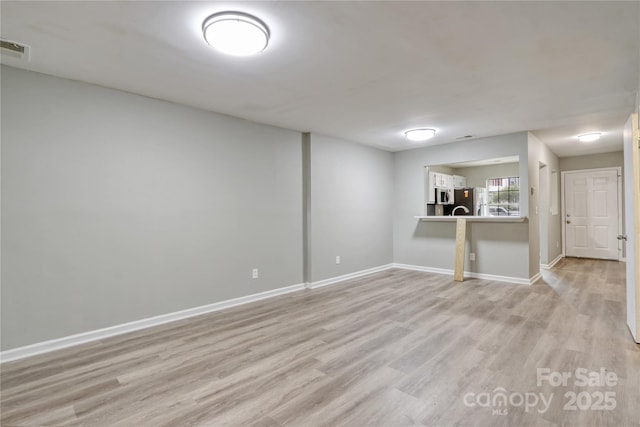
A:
[335,256,341,265]
[470,253,476,261]
[252,268,259,279]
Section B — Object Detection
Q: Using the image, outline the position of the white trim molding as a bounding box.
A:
[0,282,306,364]
[0,261,539,364]
[529,272,543,285]
[541,254,563,270]
[306,264,394,289]
[1,263,396,364]
[393,263,535,285]
[393,263,458,277]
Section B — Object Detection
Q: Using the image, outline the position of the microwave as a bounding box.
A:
[436,187,454,205]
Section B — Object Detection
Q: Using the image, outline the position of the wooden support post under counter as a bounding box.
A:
[454,218,466,282]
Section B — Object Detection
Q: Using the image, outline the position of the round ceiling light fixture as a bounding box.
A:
[578,132,602,143]
[404,128,436,142]
[202,12,270,56]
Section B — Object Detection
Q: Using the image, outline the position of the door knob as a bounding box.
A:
[566,214,571,217]
[617,235,627,241]
[566,220,571,224]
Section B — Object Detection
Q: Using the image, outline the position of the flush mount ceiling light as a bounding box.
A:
[404,128,436,142]
[578,132,602,143]
[202,11,270,56]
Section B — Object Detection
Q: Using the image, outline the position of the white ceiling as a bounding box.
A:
[1,1,639,157]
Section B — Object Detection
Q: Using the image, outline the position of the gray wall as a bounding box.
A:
[426,165,455,175]
[452,162,519,188]
[559,151,624,172]
[393,133,532,279]
[528,133,562,267]
[309,134,394,282]
[3,64,620,352]
[1,66,304,350]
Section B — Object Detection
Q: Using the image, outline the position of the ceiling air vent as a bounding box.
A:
[0,39,30,62]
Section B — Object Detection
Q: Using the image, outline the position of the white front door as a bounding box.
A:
[564,169,619,260]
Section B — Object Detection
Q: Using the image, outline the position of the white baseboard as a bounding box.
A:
[541,254,563,270]
[0,282,306,364]
[393,263,453,276]
[393,263,533,285]
[529,272,543,284]
[0,260,541,363]
[476,271,540,286]
[1,263,396,364]
[627,323,640,344]
[306,264,394,289]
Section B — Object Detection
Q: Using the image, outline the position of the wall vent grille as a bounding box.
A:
[0,39,30,62]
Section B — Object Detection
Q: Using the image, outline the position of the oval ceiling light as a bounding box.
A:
[202,12,270,56]
[578,132,602,143]
[405,128,436,142]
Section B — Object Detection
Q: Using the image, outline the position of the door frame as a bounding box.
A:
[539,162,549,266]
[623,112,640,342]
[561,167,623,260]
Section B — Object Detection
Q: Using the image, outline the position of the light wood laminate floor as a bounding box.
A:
[2,258,639,426]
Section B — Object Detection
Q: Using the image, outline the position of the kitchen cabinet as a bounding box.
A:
[432,172,457,188]
[453,175,467,188]
[426,168,470,209]
[434,172,450,187]
[445,174,454,188]
[426,170,437,203]
[426,168,459,205]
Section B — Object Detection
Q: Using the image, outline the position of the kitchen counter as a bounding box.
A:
[415,215,528,222]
